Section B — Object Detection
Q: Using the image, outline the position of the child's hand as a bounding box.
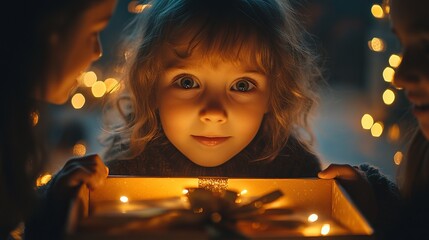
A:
[52,154,108,194]
[318,164,378,224]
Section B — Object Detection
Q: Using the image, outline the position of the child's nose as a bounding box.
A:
[199,100,227,124]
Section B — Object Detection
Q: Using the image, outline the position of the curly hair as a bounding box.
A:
[107,0,322,161]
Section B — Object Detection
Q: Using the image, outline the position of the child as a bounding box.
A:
[319,0,429,238]
[0,0,117,239]
[101,0,323,178]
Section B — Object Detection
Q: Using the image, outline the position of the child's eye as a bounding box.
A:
[174,76,199,89]
[231,79,256,92]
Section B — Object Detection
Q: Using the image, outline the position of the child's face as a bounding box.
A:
[43,0,117,104]
[391,0,429,139]
[157,48,270,167]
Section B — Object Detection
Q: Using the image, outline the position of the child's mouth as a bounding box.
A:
[192,136,230,146]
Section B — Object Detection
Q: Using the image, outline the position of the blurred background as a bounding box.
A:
[39,0,414,183]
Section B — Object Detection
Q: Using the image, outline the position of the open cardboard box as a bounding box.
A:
[65,177,374,239]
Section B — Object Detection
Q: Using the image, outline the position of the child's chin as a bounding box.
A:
[189,157,231,167]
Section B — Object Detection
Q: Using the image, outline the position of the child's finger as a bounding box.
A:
[68,155,107,174]
[318,164,360,180]
[66,167,107,190]
[66,166,95,187]
[60,154,108,189]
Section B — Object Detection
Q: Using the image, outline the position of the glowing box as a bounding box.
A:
[65,177,374,239]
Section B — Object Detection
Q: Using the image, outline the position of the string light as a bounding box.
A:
[362,1,405,171]
[71,93,85,109]
[368,37,386,52]
[383,67,395,82]
[382,89,395,105]
[371,4,385,18]
[30,111,39,126]
[371,122,384,137]
[389,54,402,68]
[104,78,121,93]
[83,71,97,87]
[36,173,52,187]
[388,124,400,142]
[394,151,403,165]
[73,142,87,156]
[91,81,107,98]
[361,114,374,130]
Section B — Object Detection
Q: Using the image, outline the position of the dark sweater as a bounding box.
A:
[106,136,321,178]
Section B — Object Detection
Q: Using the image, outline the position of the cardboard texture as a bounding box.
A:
[66,177,374,239]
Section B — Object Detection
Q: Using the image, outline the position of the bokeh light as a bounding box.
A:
[389,54,402,68]
[371,122,384,137]
[394,151,403,165]
[371,4,384,18]
[368,37,385,52]
[91,81,107,98]
[382,89,395,105]
[30,111,39,126]
[104,78,121,93]
[361,114,374,130]
[71,93,85,109]
[388,124,400,142]
[83,71,97,87]
[73,142,87,157]
[383,67,395,82]
[36,173,52,187]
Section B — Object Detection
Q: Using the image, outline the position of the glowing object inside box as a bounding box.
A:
[308,213,318,222]
[321,223,331,235]
[119,196,129,203]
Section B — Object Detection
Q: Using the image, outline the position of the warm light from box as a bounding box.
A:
[69,178,374,239]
